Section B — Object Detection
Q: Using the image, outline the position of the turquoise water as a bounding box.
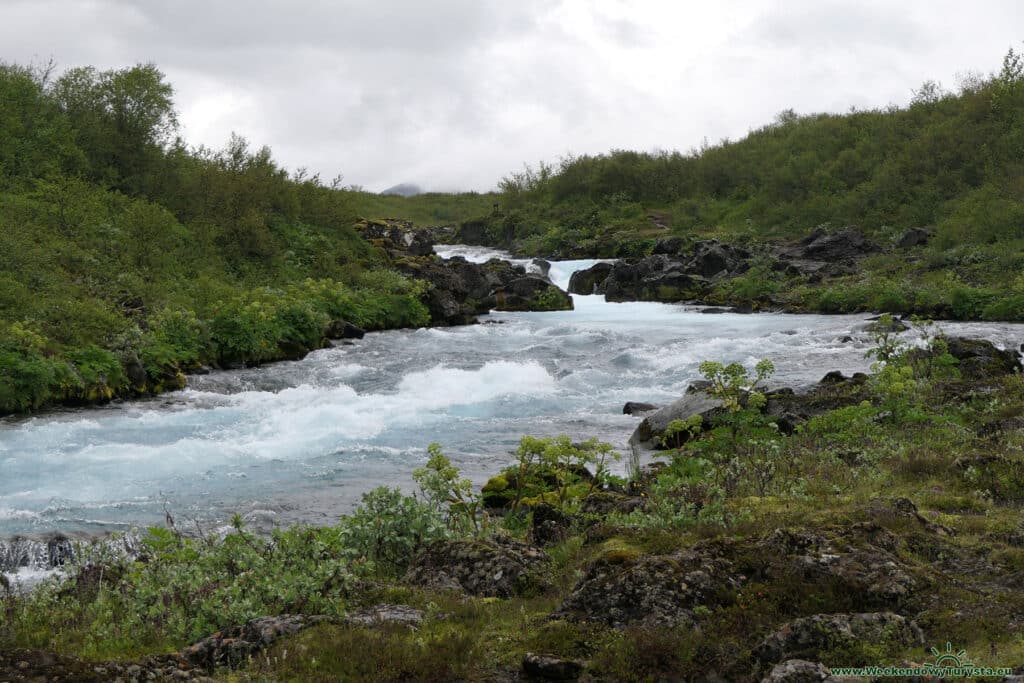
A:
[1,246,1021,541]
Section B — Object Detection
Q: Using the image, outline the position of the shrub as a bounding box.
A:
[337,486,449,578]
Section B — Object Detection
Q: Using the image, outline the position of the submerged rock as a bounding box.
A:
[622,401,659,415]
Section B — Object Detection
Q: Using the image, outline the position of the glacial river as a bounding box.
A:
[2,246,1022,579]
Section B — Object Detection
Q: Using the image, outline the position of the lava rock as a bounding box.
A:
[754,612,923,665]
[343,604,425,628]
[622,401,659,415]
[553,544,741,628]
[530,258,552,278]
[522,652,584,680]
[530,503,572,547]
[761,659,835,683]
[897,227,933,249]
[405,536,549,597]
[181,615,339,670]
[356,218,435,256]
[324,319,365,339]
[652,236,686,255]
[494,275,573,312]
[567,262,614,295]
[630,391,723,448]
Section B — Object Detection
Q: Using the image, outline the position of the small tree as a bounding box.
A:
[413,443,484,536]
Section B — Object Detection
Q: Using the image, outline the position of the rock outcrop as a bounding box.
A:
[896,227,933,249]
[395,255,572,325]
[771,227,879,281]
[355,218,435,257]
[404,536,549,597]
[567,262,613,294]
[181,615,338,669]
[522,652,584,680]
[629,390,723,448]
[554,543,741,628]
[753,612,923,665]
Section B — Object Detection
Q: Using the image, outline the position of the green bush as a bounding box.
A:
[337,486,449,578]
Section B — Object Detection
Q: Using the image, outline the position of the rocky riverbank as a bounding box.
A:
[564,226,907,310]
[4,329,1024,682]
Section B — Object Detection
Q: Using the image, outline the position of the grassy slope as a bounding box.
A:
[350,190,498,228]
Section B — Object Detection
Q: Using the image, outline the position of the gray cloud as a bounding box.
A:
[2,0,1021,191]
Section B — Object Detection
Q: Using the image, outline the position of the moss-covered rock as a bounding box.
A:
[404,536,549,598]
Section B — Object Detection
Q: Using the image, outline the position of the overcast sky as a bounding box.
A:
[3,1,1022,192]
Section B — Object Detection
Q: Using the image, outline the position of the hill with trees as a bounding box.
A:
[0,61,493,414]
[452,49,1024,320]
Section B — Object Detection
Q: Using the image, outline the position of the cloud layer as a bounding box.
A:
[3,0,1021,191]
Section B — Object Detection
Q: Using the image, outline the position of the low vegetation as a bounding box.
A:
[4,324,1024,680]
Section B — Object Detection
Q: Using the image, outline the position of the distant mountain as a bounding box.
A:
[381,183,423,197]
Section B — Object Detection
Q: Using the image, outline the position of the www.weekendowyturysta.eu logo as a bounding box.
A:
[827,642,1013,679]
[923,642,971,671]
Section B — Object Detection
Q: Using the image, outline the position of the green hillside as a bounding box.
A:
[0,62,435,414]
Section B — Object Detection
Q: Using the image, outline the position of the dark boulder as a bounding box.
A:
[356,218,434,256]
[773,227,879,280]
[630,391,723,448]
[455,217,493,245]
[754,612,923,665]
[567,262,613,295]
[861,315,908,333]
[530,504,572,547]
[181,615,339,670]
[945,337,1022,380]
[623,401,659,415]
[494,275,573,312]
[897,227,933,249]
[652,236,686,255]
[799,227,878,262]
[522,653,584,681]
[690,241,733,278]
[395,254,572,325]
[530,258,552,278]
[553,544,741,628]
[123,352,148,391]
[603,256,709,302]
[404,536,549,597]
[324,319,365,339]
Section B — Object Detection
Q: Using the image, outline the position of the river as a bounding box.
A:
[2,245,1022,580]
